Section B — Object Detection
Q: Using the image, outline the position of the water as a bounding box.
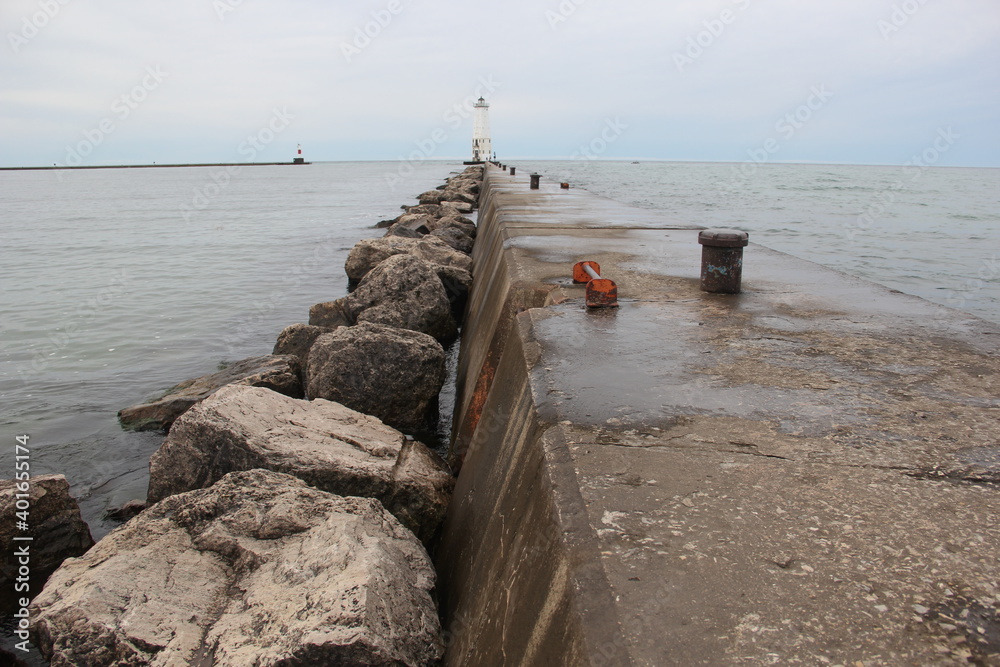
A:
[0,158,997,660]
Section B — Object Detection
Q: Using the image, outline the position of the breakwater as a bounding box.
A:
[4,165,484,665]
[0,162,309,171]
[436,164,1000,665]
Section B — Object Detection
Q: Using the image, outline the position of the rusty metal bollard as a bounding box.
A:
[698,229,749,294]
[503,165,508,171]
[572,261,619,308]
[560,182,569,189]
[510,167,516,176]
[530,173,541,189]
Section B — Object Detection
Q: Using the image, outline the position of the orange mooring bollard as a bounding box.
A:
[572,261,619,308]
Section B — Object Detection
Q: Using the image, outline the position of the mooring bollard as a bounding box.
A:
[510,167,516,176]
[698,229,749,294]
[503,165,508,172]
[530,173,541,189]
[572,261,619,308]
[560,182,569,189]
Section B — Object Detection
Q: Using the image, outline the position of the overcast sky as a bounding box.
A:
[2,0,998,168]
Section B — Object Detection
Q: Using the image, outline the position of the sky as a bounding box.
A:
[1,0,998,168]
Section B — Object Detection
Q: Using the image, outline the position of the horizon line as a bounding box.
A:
[1,157,997,171]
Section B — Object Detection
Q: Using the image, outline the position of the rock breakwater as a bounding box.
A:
[20,164,484,666]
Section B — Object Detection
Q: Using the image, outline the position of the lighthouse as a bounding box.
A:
[293,144,305,164]
[470,97,492,164]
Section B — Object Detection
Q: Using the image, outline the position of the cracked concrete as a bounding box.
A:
[436,165,1000,666]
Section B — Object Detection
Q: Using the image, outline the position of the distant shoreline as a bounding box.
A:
[0,162,311,172]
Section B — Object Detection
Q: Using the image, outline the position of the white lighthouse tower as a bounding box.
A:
[470,97,492,164]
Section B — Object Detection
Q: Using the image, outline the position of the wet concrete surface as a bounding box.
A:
[439,166,1000,666]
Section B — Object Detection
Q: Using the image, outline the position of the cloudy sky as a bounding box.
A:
[2,0,998,168]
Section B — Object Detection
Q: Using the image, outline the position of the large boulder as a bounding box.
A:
[437,216,477,238]
[147,385,452,542]
[33,470,444,666]
[344,235,472,283]
[272,323,334,363]
[417,189,446,205]
[346,254,458,343]
[400,203,443,217]
[308,300,352,329]
[435,264,473,317]
[307,323,446,436]
[118,355,303,432]
[0,475,94,614]
[440,188,477,206]
[384,218,431,239]
[430,226,475,255]
[441,200,475,216]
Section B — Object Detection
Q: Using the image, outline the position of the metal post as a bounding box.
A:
[698,229,749,294]
[530,174,541,189]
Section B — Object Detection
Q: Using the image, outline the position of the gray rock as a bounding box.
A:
[417,189,445,205]
[344,236,472,284]
[437,219,477,241]
[308,300,352,329]
[307,323,446,435]
[347,254,458,343]
[430,226,475,255]
[272,323,334,362]
[400,204,443,217]
[102,498,147,523]
[118,355,303,432]
[435,265,473,319]
[0,475,93,614]
[441,200,474,216]
[33,469,444,667]
[385,222,427,239]
[147,385,452,542]
[440,189,477,206]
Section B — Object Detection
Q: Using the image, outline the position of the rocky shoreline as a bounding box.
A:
[2,165,484,666]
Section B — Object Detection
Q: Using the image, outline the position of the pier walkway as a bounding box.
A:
[436,164,1000,666]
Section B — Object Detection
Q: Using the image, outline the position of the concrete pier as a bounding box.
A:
[436,165,1000,665]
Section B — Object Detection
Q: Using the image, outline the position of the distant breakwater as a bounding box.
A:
[0,161,310,171]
